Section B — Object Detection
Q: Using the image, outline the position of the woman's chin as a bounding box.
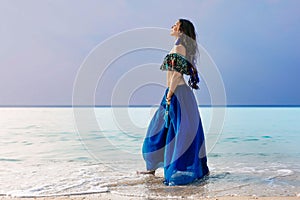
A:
[170,32,178,37]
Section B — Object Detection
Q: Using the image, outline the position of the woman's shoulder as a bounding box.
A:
[169,44,186,56]
[173,44,186,56]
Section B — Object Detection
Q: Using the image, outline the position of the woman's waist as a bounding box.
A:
[166,83,189,91]
[167,79,186,86]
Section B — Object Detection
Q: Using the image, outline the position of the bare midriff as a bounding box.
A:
[167,70,186,88]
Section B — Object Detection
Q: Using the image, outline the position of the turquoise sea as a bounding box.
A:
[0,107,299,198]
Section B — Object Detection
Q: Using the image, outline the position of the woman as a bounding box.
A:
[140,19,209,186]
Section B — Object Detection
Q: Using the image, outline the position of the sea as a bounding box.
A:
[0,107,299,198]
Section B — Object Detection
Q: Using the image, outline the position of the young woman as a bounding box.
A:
[140,19,209,186]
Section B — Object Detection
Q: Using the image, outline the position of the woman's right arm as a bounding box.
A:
[166,45,186,104]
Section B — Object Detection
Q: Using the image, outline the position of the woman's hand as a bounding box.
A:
[166,96,171,105]
[166,91,173,105]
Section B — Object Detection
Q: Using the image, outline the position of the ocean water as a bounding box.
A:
[0,107,299,198]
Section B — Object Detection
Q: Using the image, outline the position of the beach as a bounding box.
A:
[0,107,299,198]
[0,193,299,200]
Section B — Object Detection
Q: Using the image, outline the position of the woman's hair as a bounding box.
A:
[178,19,200,89]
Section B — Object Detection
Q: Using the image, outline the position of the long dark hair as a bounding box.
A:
[178,19,200,89]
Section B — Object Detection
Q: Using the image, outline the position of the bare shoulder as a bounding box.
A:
[174,45,186,56]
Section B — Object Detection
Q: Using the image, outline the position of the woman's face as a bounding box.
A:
[170,20,181,37]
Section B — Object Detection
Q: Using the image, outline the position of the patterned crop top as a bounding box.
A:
[160,53,191,75]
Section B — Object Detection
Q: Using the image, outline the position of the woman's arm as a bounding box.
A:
[167,72,182,98]
[166,45,186,104]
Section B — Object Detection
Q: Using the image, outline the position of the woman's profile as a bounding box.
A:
[139,19,209,186]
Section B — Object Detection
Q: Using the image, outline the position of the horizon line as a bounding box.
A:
[0,105,300,108]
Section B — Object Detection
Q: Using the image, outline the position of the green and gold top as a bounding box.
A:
[160,53,191,75]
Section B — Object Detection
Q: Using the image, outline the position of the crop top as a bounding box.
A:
[160,53,191,75]
[160,52,201,89]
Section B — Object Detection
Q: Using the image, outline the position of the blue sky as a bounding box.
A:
[1,0,299,106]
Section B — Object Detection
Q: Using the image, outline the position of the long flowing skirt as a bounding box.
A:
[142,84,209,185]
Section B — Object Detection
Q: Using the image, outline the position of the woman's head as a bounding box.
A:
[170,19,196,39]
[178,19,196,41]
[171,19,200,89]
[170,19,198,59]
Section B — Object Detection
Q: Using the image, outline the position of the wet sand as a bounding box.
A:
[1,193,299,200]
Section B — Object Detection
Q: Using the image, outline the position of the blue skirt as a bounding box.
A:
[142,84,209,185]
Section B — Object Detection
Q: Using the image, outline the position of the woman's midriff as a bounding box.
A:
[167,70,186,87]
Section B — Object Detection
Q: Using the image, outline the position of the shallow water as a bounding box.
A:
[0,107,299,198]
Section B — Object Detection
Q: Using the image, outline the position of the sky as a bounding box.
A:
[1,0,300,106]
